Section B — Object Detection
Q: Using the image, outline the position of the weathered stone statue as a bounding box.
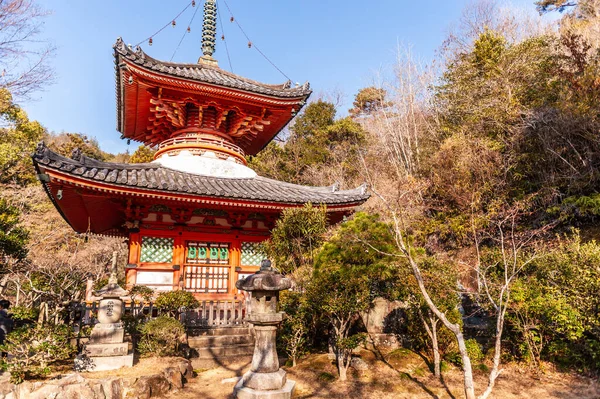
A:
[75,252,133,371]
[234,260,294,399]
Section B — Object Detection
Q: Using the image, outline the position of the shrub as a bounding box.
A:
[9,305,39,322]
[279,290,310,367]
[137,316,185,357]
[466,339,484,363]
[445,339,484,367]
[129,285,155,302]
[0,324,76,383]
[506,235,600,372]
[155,290,199,315]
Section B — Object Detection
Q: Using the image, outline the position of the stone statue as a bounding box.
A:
[75,251,133,371]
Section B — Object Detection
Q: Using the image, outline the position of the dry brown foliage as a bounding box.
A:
[0,184,125,318]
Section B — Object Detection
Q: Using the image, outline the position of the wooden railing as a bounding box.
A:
[184,300,248,328]
[157,134,246,157]
[68,299,248,330]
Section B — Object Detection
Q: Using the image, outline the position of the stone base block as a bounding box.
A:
[84,342,128,357]
[242,369,287,391]
[89,323,124,344]
[75,353,134,372]
[234,379,295,399]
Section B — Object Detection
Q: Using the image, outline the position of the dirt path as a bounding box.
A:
[166,351,600,399]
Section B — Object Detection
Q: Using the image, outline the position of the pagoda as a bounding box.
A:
[32,0,369,301]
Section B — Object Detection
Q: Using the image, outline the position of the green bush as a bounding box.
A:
[129,285,155,302]
[137,316,185,357]
[278,290,310,367]
[9,305,39,322]
[445,339,484,367]
[506,235,600,373]
[466,339,484,363]
[0,324,76,384]
[155,290,199,315]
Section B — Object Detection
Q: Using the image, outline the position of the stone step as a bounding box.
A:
[188,326,252,337]
[191,354,252,369]
[195,343,255,359]
[188,334,254,348]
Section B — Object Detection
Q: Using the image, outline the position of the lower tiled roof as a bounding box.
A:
[32,144,369,207]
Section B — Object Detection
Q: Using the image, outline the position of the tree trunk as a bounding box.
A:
[337,350,348,381]
[478,307,506,399]
[430,315,441,379]
[405,254,476,398]
[456,330,476,399]
[418,307,442,379]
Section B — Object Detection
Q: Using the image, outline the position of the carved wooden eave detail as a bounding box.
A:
[124,200,147,222]
[149,98,186,129]
[172,208,193,224]
[227,212,249,228]
[127,64,306,107]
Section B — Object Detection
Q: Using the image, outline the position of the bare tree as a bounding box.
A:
[358,44,544,399]
[472,208,548,399]
[441,0,551,62]
[416,304,442,379]
[1,185,125,321]
[0,0,55,99]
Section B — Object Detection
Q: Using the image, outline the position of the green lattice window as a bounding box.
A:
[140,237,174,263]
[186,242,229,265]
[241,242,265,266]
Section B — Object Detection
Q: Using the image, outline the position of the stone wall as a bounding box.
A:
[0,358,193,399]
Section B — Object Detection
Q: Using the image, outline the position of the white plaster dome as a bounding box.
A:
[153,150,257,179]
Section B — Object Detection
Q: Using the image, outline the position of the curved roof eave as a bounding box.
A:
[32,144,370,208]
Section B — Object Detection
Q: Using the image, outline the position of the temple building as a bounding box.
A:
[32,0,369,302]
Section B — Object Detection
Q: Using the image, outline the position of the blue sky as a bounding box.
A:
[27,0,542,154]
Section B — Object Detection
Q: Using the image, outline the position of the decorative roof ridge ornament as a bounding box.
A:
[71,147,83,162]
[199,0,219,67]
[359,182,369,196]
[35,141,49,158]
[134,46,145,62]
[114,37,126,52]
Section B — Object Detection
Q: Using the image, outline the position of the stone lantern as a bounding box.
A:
[76,252,134,371]
[234,260,294,399]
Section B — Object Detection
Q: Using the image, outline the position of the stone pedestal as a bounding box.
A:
[89,322,125,343]
[234,379,296,399]
[234,260,294,399]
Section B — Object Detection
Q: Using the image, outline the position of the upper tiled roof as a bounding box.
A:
[32,144,369,207]
[114,38,312,99]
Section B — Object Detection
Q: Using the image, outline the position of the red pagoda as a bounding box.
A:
[32,1,369,302]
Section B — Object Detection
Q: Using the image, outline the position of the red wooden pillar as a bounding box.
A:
[174,232,185,290]
[126,232,141,287]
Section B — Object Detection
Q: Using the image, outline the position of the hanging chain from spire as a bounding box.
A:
[221,0,292,82]
[135,1,195,47]
[171,2,202,61]
[217,0,233,72]
[202,0,218,57]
